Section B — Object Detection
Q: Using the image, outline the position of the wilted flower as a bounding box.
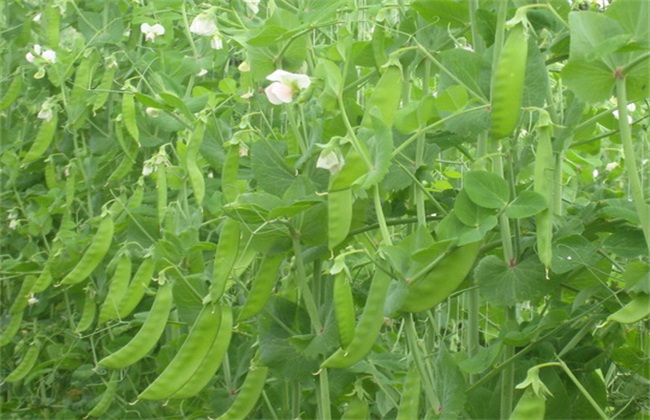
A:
[141,23,165,42]
[238,61,251,72]
[264,70,311,105]
[244,0,260,14]
[317,149,345,175]
[210,34,224,50]
[190,13,217,36]
[605,162,619,172]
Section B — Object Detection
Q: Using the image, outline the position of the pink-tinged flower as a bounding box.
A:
[264,70,311,105]
[41,49,56,63]
[141,23,165,42]
[190,13,217,36]
[26,52,36,63]
[244,0,260,14]
[210,34,223,50]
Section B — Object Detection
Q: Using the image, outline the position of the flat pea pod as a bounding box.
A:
[341,398,369,420]
[328,189,353,250]
[361,63,403,129]
[9,275,38,315]
[222,144,240,203]
[534,126,554,271]
[87,371,119,418]
[127,178,145,211]
[65,163,77,208]
[186,122,206,205]
[122,92,139,143]
[116,257,155,319]
[98,282,173,369]
[44,1,60,46]
[169,305,233,399]
[3,341,41,384]
[0,312,23,347]
[138,304,222,400]
[490,24,528,140]
[396,364,421,420]
[329,146,368,192]
[68,57,94,127]
[239,254,284,321]
[75,291,97,334]
[59,214,114,286]
[607,293,650,324]
[0,73,23,110]
[44,158,58,190]
[156,162,167,226]
[333,271,355,348]
[509,388,545,420]
[321,268,391,369]
[98,253,132,324]
[210,218,241,302]
[32,264,53,293]
[92,64,117,112]
[216,361,269,420]
[399,241,481,313]
[22,112,58,165]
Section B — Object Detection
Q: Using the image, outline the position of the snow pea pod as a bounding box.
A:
[362,63,403,129]
[239,254,284,321]
[491,24,528,140]
[22,113,58,165]
[98,282,173,369]
[534,125,554,271]
[98,253,132,324]
[322,268,391,369]
[75,291,97,334]
[396,364,421,420]
[216,360,269,420]
[59,214,114,286]
[341,398,369,420]
[608,293,650,324]
[87,371,119,418]
[9,275,38,315]
[186,122,206,205]
[0,73,22,110]
[509,388,545,420]
[333,271,355,348]
[210,218,241,302]
[0,312,22,347]
[3,341,41,384]
[138,303,222,400]
[116,257,155,319]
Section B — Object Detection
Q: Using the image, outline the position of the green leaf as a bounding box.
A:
[357,115,393,189]
[463,171,509,209]
[434,346,467,418]
[412,0,469,27]
[602,228,648,258]
[505,191,548,219]
[458,342,502,375]
[251,140,295,197]
[315,59,342,94]
[475,255,552,307]
[454,189,496,227]
[550,235,601,274]
[247,25,289,47]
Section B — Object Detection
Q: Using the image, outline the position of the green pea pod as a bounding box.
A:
[156,163,167,226]
[341,398,369,420]
[186,122,206,205]
[98,282,173,369]
[509,388,546,420]
[210,218,241,302]
[322,268,391,369]
[60,215,114,286]
[333,271,355,348]
[98,253,132,324]
[222,144,240,203]
[0,73,23,110]
[116,257,154,319]
[396,363,421,420]
[75,292,97,334]
[361,63,403,129]
[32,264,53,293]
[608,294,650,324]
[122,92,139,143]
[239,254,284,321]
[491,24,528,140]
[22,113,58,165]
[534,126,554,270]
[328,189,353,250]
[65,163,77,209]
[138,303,222,400]
[44,158,58,190]
[93,64,117,112]
[87,371,119,418]
[44,1,60,46]
[399,241,481,313]
[68,57,94,127]
[0,312,23,347]
[170,305,233,398]
[216,361,269,420]
[9,275,38,315]
[3,341,41,384]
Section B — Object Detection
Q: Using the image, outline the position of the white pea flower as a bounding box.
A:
[244,0,260,14]
[240,89,254,99]
[34,44,42,55]
[145,107,160,117]
[264,69,311,105]
[141,23,165,43]
[26,52,36,63]
[28,295,39,306]
[142,161,154,176]
[38,105,53,121]
[210,34,224,50]
[317,149,345,175]
[605,162,619,172]
[33,13,42,22]
[612,109,633,124]
[41,49,57,63]
[592,169,599,178]
[238,61,251,72]
[190,13,217,36]
[197,68,208,77]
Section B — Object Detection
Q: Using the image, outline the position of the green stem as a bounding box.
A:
[373,186,392,246]
[318,368,331,420]
[615,77,650,251]
[415,59,430,227]
[291,234,323,333]
[500,308,516,418]
[556,358,609,420]
[405,315,440,412]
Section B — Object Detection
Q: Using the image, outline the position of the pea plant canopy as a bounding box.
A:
[1,0,649,418]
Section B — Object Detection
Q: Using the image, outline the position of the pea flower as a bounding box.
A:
[37,103,53,121]
[26,44,56,64]
[244,0,260,14]
[41,49,57,63]
[316,149,345,175]
[210,34,223,50]
[141,23,165,43]
[190,13,217,36]
[264,70,311,105]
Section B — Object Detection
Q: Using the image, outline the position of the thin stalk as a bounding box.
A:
[373,186,392,246]
[500,308,516,418]
[291,234,323,333]
[556,358,609,420]
[415,59,431,226]
[405,315,440,412]
[615,77,650,251]
[318,368,331,420]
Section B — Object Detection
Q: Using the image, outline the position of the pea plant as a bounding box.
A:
[1,0,649,418]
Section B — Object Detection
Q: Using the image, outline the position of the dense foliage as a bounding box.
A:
[1,0,649,418]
